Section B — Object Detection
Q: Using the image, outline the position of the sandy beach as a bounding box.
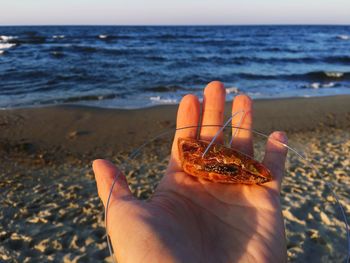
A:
[1,95,350,262]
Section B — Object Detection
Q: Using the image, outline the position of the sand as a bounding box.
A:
[0,95,349,262]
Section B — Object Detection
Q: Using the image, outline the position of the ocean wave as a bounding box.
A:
[97,34,127,40]
[144,85,186,92]
[237,56,315,64]
[324,72,344,78]
[261,47,300,53]
[96,34,133,40]
[53,35,65,39]
[153,34,199,40]
[150,96,177,104]
[337,35,350,40]
[44,73,91,85]
[34,93,119,105]
[68,45,149,56]
[296,71,350,81]
[323,55,350,64]
[0,43,16,50]
[0,35,17,42]
[178,74,212,84]
[143,55,167,61]
[70,45,99,53]
[234,55,350,65]
[302,71,350,81]
[193,39,242,46]
[225,87,239,94]
[194,55,321,65]
[196,55,350,65]
[9,36,46,45]
[240,71,350,81]
[0,35,17,52]
[60,93,117,103]
[306,82,337,89]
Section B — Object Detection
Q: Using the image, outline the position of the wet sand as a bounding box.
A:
[0,95,350,262]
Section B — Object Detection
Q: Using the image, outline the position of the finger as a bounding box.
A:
[93,159,137,255]
[200,81,226,142]
[231,94,253,157]
[168,94,200,171]
[92,159,134,208]
[262,132,288,191]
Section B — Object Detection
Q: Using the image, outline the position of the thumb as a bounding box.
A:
[92,159,134,208]
[263,131,288,192]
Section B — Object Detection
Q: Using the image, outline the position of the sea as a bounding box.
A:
[0,25,350,109]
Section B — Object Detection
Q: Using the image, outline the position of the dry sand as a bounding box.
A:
[0,95,349,262]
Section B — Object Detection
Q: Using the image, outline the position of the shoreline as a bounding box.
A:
[1,93,350,112]
[0,95,349,159]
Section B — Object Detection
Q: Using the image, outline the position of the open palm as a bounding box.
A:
[93,81,288,263]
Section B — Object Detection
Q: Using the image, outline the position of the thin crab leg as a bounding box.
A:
[230,110,246,146]
[202,110,245,158]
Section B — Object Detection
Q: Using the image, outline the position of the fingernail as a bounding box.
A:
[272,131,288,144]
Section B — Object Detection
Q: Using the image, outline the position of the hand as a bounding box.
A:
[93,81,288,263]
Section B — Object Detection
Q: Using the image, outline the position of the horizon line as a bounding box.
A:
[1,23,350,27]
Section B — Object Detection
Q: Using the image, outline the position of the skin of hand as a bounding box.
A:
[93,81,288,263]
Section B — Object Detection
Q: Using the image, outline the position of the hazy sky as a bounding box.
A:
[1,0,349,25]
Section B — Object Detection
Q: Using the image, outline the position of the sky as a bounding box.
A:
[0,0,349,25]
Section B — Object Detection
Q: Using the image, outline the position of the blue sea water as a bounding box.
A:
[0,25,350,109]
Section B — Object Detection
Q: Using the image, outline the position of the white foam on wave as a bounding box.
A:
[310,83,321,89]
[0,35,16,42]
[337,34,350,40]
[325,72,344,78]
[53,35,65,39]
[309,82,335,89]
[150,96,177,104]
[99,35,108,39]
[0,43,16,50]
[225,87,239,94]
[0,35,16,52]
[323,82,335,88]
